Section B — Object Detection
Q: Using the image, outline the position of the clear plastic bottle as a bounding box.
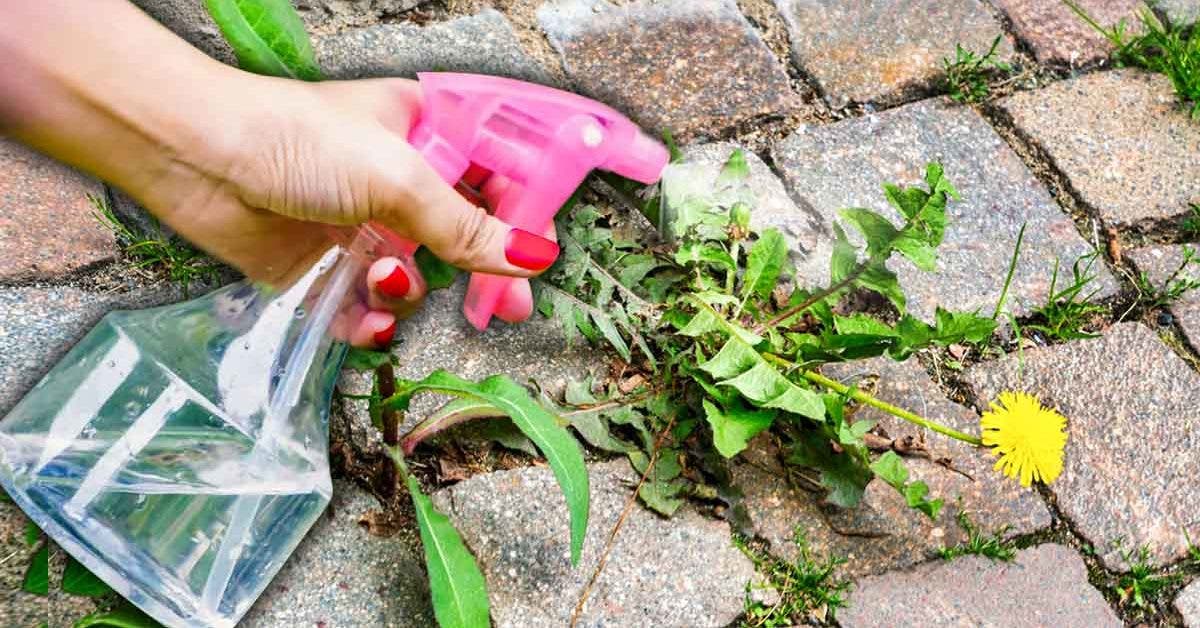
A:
[0,228,385,627]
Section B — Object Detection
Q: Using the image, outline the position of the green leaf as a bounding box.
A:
[415,247,462,290]
[674,243,735,270]
[568,411,638,453]
[698,337,761,379]
[590,311,631,362]
[703,400,775,458]
[699,338,825,419]
[628,451,687,516]
[677,299,763,346]
[74,604,163,628]
[717,149,750,184]
[343,347,392,371]
[204,0,322,80]
[830,225,858,284]
[891,232,938,271]
[406,476,490,628]
[25,520,39,546]
[868,450,908,486]
[741,229,788,300]
[787,431,872,508]
[388,371,589,563]
[833,313,897,337]
[840,208,900,257]
[933,308,997,344]
[855,260,906,313]
[402,398,509,453]
[23,544,48,595]
[62,558,113,597]
[869,452,943,520]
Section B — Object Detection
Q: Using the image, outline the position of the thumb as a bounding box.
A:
[374,148,558,277]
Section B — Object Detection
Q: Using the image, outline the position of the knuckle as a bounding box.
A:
[444,204,492,267]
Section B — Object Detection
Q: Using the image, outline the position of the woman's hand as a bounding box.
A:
[0,0,558,347]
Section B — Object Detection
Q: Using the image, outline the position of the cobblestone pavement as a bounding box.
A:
[2,0,1199,626]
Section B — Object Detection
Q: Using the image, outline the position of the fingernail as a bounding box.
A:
[505,229,559,271]
[373,319,397,346]
[376,264,411,299]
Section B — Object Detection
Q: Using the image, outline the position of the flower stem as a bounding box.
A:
[762,353,984,446]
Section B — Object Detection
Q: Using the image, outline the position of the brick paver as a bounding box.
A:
[538,0,796,137]
[993,0,1148,66]
[965,323,1200,569]
[1177,580,1200,627]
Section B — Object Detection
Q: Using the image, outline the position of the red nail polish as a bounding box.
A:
[373,320,397,346]
[505,229,559,271]
[376,265,411,299]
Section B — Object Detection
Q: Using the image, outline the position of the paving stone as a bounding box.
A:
[1177,580,1200,627]
[993,0,1148,66]
[839,544,1121,627]
[1153,0,1200,25]
[538,0,795,138]
[0,285,186,417]
[1128,243,1200,349]
[432,460,755,627]
[964,322,1200,570]
[243,480,433,627]
[0,139,114,281]
[674,142,831,288]
[1000,69,1200,227]
[772,97,1118,323]
[129,0,236,63]
[315,9,553,84]
[775,0,1012,107]
[732,358,1051,578]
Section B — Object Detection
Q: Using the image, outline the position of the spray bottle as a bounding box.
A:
[0,73,667,627]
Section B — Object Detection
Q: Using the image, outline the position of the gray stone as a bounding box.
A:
[0,285,184,416]
[1128,243,1200,349]
[243,480,433,627]
[129,0,236,63]
[993,0,1148,66]
[964,323,1200,570]
[775,0,1012,107]
[733,358,1051,578]
[0,139,114,282]
[772,97,1118,323]
[432,460,755,627]
[315,9,552,84]
[999,69,1200,227]
[1177,580,1200,627]
[538,0,796,138]
[1153,0,1200,25]
[839,544,1121,627]
[0,499,103,627]
[675,142,831,287]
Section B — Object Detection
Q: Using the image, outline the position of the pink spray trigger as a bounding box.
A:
[379,72,669,330]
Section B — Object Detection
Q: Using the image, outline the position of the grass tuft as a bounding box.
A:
[736,529,850,626]
[1066,1,1200,117]
[937,510,1017,562]
[1115,545,1180,610]
[942,35,1011,103]
[1135,245,1200,310]
[91,193,222,292]
[1028,253,1107,341]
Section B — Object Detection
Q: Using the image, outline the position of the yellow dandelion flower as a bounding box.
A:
[980,391,1068,487]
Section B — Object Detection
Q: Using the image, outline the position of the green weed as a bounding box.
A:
[737,530,850,626]
[90,194,222,292]
[1180,204,1200,238]
[942,35,1011,103]
[1135,245,1200,310]
[1115,545,1180,610]
[1066,1,1200,117]
[937,510,1017,562]
[1028,253,1107,341]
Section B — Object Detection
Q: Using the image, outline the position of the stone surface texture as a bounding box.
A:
[1128,243,1200,348]
[432,461,755,627]
[733,358,1051,578]
[1000,69,1200,226]
[773,97,1118,322]
[965,323,1200,569]
[130,0,236,62]
[243,480,433,627]
[0,499,102,627]
[1177,580,1200,627]
[538,0,795,137]
[1153,0,1200,24]
[0,139,114,281]
[316,9,552,83]
[0,285,184,415]
[293,0,423,33]
[994,0,1147,66]
[839,544,1121,627]
[776,0,1011,107]
[678,142,832,287]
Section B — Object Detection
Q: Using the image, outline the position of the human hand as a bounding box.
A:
[146,77,559,346]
